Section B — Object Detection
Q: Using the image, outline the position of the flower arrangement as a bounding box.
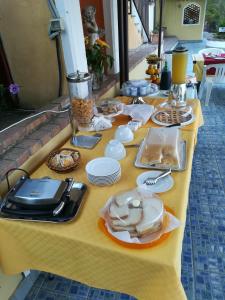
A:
[85,37,114,89]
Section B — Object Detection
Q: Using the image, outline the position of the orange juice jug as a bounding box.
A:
[172,46,188,84]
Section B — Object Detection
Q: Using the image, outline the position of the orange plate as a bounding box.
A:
[98,206,175,249]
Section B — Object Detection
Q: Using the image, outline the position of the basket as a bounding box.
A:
[46,148,81,173]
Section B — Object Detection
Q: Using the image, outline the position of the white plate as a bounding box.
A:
[86,157,121,177]
[136,171,174,193]
[95,103,124,119]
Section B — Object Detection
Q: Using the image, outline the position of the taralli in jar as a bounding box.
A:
[71,97,94,127]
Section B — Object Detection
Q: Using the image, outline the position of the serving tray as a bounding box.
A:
[134,140,187,171]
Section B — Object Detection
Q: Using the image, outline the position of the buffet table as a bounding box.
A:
[0,98,203,300]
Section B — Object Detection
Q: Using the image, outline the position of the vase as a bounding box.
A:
[92,72,103,90]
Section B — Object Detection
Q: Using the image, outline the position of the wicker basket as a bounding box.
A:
[46,148,81,173]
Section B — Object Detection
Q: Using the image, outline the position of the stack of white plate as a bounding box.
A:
[85,157,121,186]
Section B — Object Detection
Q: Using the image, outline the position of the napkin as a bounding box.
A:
[78,116,112,131]
[122,104,155,125]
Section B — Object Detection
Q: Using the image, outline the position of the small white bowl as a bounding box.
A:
[104,139,126,160]
[114,125,134,143]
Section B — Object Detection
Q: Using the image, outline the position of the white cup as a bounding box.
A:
[114,125,134,143]
[104,139,126,160]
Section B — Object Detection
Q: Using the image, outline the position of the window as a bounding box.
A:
[183,3,200,25]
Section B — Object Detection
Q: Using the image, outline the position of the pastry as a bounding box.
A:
[48,148,80,171]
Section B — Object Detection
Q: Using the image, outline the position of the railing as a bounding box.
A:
[133,0,151,43]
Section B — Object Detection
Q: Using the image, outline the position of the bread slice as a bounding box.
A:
[112,208,142,227]
[141,144,162,165]
[111,224,136,233]
[109,202,129,220]
[136,200,163,236]
[115,191,138,206]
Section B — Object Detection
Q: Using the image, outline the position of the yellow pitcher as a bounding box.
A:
[172,46,188,84]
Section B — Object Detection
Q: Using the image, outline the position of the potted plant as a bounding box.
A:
[85,37,114,90]
[150,25,165,44]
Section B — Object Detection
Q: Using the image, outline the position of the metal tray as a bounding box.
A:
[134,140,187,171]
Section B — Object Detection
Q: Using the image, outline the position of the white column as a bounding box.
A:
[55,0,88,74]
[102,0,119,74]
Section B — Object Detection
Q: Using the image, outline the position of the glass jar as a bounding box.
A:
[66,71,94,132]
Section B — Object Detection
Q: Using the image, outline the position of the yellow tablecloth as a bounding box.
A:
[0,100,203,300]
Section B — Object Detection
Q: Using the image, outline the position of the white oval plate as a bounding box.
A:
[136,171,174,193]
[86,157,121,177]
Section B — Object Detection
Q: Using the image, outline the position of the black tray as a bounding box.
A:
[0,182,87,223]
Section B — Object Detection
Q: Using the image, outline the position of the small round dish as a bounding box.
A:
[46,148,80,173]
[136,170,174,193]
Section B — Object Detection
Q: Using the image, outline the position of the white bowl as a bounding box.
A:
[114,125,134,143]
[86,157,121,177]
[104,139,126,160]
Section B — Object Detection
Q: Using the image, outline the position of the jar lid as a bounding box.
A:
[66,71,91,83]
[172,45,188,53]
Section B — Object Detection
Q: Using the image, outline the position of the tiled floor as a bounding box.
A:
[23,41,225,300]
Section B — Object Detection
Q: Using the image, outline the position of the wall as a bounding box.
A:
[149,4,155,32]
[128,16,143,50]
[157,0,206,40]
[0,0,67,109]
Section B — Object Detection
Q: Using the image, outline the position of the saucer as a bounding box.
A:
[136,171,174,193]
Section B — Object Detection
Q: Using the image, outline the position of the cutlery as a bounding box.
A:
[143,169,171,185]
[124,144,140,148]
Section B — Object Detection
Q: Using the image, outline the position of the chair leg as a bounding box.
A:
[198,81,204,100]
[205,81,213,106]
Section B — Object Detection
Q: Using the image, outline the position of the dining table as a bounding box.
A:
[192,52,225,82]
[0,97,203,300]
